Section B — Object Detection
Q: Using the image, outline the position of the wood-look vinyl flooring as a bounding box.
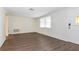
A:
[0,32,79,51]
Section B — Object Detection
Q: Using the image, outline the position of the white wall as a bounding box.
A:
[8,16,35,34]
[35,9,68,41]
[0,8,6,47]
[35,8,79,44]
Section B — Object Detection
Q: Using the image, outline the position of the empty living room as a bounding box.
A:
[0,7,79,51]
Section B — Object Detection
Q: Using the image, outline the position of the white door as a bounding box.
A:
[67,13,79,44]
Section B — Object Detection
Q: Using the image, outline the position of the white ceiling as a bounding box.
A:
[5,7,64,18]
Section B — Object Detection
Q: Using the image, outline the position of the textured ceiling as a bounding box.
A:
[5,7,64,18]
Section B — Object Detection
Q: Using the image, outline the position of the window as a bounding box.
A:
[40,16,51,28]
[76,16,79,24]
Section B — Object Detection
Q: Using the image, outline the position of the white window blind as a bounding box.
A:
[40,16,51,28]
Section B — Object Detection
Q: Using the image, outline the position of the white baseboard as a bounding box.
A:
[0,37,6,48]
[37,32,79,45]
